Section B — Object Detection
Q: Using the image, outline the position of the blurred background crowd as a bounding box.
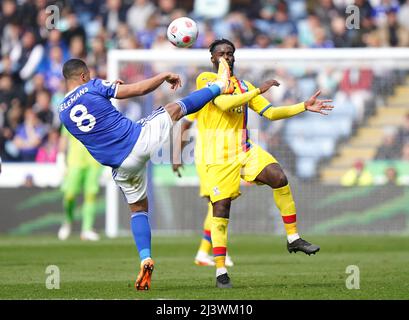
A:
[0,0,409,185]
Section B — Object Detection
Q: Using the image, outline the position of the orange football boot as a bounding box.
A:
[134,258,154,291]
[216,57,234,94]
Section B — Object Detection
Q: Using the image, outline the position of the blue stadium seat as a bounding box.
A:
[297,78,317,98]
[331,97,357,120]
[296,157,317,178]
[289,137,336,159]
[284,117,352,140]
[284,112,353,178]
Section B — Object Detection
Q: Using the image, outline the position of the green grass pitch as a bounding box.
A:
[0,235,408,299]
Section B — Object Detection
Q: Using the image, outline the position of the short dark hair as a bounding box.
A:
[209,39,236,54]
[62,59,88,79]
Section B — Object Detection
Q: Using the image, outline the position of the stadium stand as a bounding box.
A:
[0,0,408,185]
[321,75,409,184]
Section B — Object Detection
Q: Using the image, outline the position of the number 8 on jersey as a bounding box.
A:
[70,104,96,132]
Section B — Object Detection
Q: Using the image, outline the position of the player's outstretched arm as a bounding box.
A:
[259,89,333,121]
[213,79,280,112]
[115,72,182,99]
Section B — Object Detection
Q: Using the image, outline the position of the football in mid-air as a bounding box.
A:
[167,17,198,48]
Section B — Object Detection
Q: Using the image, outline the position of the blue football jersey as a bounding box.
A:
[59,79,141,168]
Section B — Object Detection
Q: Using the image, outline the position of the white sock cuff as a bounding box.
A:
[212,80,224,92]
[216,267,228,277]
[131,211,148,219]
[287,233,300,244]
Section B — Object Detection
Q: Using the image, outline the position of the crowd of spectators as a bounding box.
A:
[0,0,408,182]
[341,112,409,186]
[374,113,409,183]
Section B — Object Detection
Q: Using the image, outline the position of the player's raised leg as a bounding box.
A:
[163,57,233,122]
[255,163,320,255]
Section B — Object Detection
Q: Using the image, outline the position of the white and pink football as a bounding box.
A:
[167,17,198,48]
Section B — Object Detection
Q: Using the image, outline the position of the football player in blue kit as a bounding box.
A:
[59,58,234,290]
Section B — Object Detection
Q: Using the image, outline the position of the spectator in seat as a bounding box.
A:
[330,15,353,48]
[9,29,44,82]
[0,97,23,161]
[397,113,409,146]
[41,29,70,64]
[12,108,47,162]
[33,89,56,128]
[270,4,298,45]
[87,36,107,78]
[401,141,409,161]
[62,12,87,50]
[25,73,46,108]
[311,27,334,48]
[157,0,176,28]
[69,35,87,60]
[384,166,399,185]
[341,159,373,186]
[336,68,374,123]
[348,0,376,47]
[398,0,409,31]
[137,11,161,49]
[35,128,59,163]
[126,0,156,34]
[374,9,409,47]
[252,32,272,48]
[100,0,127,38]
[375,127,401,160]
[1,22,21,58]
[312,0,342,34]
[39,45,65,94]
[0,73,16,110]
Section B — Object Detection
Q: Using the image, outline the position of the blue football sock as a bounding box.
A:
[130,212,152,262]
[177,84,221,115]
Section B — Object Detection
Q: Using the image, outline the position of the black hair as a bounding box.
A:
[209,39,236,54]
[62,59,88,79]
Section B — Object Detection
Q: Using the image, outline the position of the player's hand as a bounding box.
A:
[165,73,182,91]
[259,79,280,94]
[304,90,334,115]
[172,163,183,178]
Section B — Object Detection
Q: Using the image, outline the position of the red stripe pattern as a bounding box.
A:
[213,246,227,257]
[282,214,296,224]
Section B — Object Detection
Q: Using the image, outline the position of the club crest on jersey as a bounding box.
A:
[101,80,116,90]
[213,186,220,196]
[229,105,244,114]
